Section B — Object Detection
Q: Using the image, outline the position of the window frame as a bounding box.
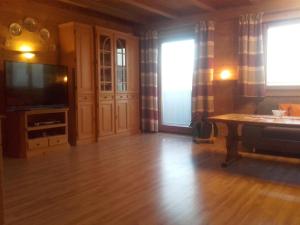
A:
[158,31,195,134]
[264,18,300,92]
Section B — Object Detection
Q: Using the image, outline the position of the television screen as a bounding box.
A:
[5,61,68,111]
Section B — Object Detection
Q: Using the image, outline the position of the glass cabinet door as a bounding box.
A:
[116,38,127,92]
[99,35,113,92]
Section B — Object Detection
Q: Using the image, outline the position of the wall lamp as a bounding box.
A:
[19,44,35,59]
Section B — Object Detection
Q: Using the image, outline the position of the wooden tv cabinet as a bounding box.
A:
[5,108,69,158]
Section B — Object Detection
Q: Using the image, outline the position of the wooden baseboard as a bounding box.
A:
[97,129,141,141]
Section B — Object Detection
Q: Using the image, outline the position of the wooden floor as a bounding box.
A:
[3,133,300,225]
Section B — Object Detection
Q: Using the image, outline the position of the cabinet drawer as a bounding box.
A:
[116,94,128,100]
[28,138,48,150]
[99,94,114,101]
[49,135,67,146]
[78,94,94,102]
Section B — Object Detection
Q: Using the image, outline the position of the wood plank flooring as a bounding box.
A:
[3,133,300,225]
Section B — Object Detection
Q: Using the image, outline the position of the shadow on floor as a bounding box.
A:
[191,147,300,187]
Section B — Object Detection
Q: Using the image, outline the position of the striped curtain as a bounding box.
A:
[238,13,265,97]
[192,21,215,121]
[140,30,159,132]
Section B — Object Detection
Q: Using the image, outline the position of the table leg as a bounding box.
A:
[222,123,241,167]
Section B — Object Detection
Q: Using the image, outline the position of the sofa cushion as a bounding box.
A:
[263,126,300,141]
[256,97,300,115]
[289,104,300,116]
[279,104,291,116]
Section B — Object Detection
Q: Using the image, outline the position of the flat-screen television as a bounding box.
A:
[5,61,68,111]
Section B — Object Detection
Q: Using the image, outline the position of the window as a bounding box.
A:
[160,39,195,128]
[266,22,300,87]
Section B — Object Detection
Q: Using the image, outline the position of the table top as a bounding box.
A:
[209,114,300,128]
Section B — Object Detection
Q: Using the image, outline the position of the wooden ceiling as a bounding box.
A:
[54,0,261,25]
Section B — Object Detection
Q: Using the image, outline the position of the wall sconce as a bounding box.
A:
[22,52,35,59]
[19,45,32,52]
[220,70,232,80]
[19,44,35,59]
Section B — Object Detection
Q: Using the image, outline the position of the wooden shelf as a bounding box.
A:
[28,134,67,139]
[27,123,67,131]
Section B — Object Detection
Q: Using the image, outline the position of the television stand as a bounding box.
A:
[4,108,69,158]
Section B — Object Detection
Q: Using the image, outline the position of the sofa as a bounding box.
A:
[242,97,300,156]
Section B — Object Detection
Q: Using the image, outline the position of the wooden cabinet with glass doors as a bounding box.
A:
[59,22,96,145]
[116,38,128,92]
[96,27,140,139]
[99,32,114,92]
[96,28,115,137]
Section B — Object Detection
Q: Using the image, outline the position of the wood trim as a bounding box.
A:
[264,18,300,96]
[263,8,300,23]
[158,42,163,131]
[119,0,178,19]
[57,0,149,24]
[188,0,215,11]
[266,89,300,97]
[33,0,136,31]
[151,0,300,32]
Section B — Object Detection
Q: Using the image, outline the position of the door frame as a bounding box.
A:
[158,36,195,135]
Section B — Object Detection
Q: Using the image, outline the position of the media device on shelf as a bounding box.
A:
[4,61,69,111]
[33,121,61,127]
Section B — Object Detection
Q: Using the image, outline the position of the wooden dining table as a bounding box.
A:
[209,114,300,167]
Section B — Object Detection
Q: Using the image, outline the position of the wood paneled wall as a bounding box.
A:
[213,4,300,113]
[0,0,137,115]
[0,0,135,63]
[215,4,300,113]
[156,1,300,115]
[214,19,238,81]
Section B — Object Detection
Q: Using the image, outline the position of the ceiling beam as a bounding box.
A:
[248,0,262,4]
[189,0,215,11]
[118,0,178,19]
[58,0,149,24]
